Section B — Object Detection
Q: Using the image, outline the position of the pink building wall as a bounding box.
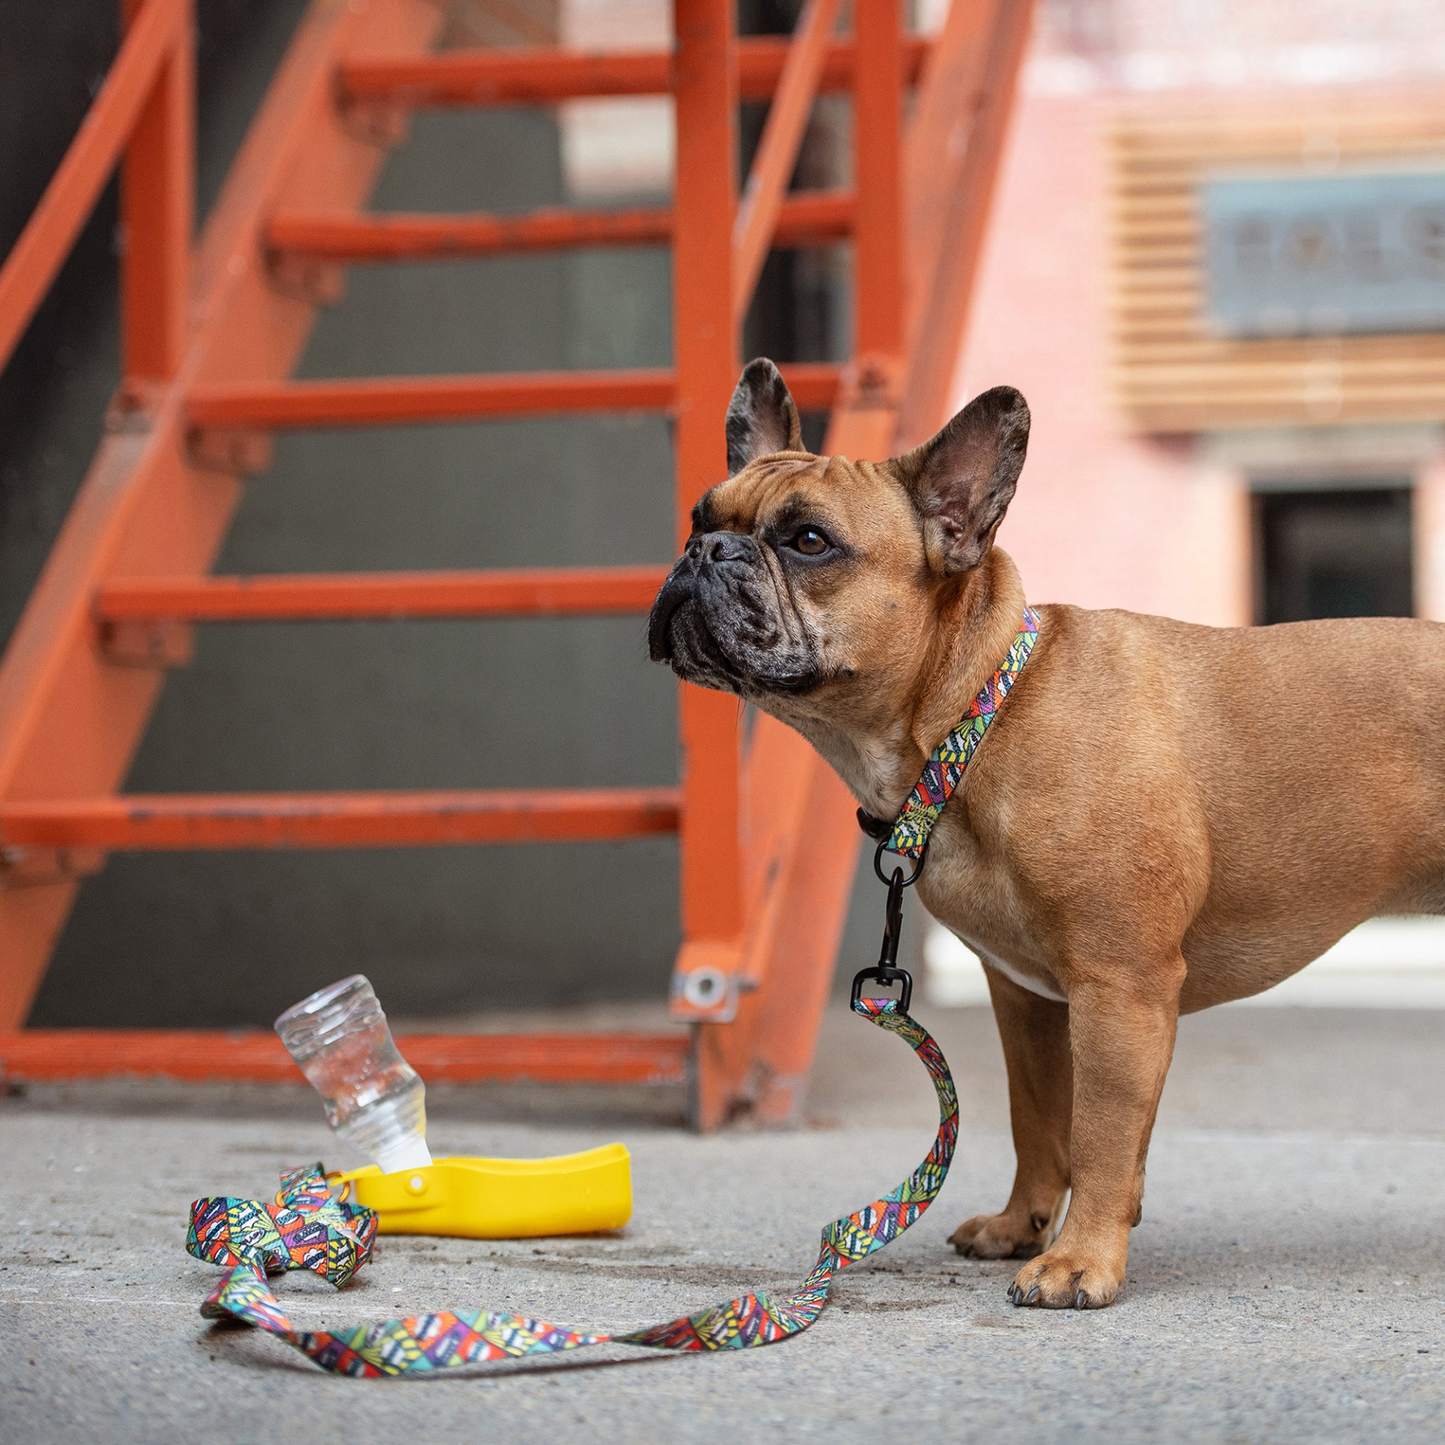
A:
[950,87,1252,628]
[947,0,1445,629]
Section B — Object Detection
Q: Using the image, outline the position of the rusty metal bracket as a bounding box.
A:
[334,95,411,148]
[0,845,107,890]
[264,248,347,306]
[95,617,196,669]
[185,425,275,476]
[105,378,169,432]
[669,938,746,1023]
[837,352,904,415]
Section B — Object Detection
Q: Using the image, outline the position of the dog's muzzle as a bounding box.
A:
[647,532,755,666]
[649,532,822,694]
[646,562,694,664]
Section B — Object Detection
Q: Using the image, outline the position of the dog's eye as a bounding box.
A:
[790,528,830,556]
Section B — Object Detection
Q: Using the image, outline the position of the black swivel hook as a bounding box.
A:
[851,838,926,1014]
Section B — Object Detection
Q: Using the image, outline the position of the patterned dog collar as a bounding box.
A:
[866,605,1041,860]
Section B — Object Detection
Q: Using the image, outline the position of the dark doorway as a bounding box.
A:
[1255,486,1414,625]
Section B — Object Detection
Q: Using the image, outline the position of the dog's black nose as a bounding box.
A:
[697,531,752,565]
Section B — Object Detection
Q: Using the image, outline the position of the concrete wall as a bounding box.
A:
[954,87,1253,629]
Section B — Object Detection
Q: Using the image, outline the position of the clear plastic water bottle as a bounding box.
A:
[274,974,433,1174]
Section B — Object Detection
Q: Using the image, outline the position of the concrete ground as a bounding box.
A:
[5,1003,1445,1444]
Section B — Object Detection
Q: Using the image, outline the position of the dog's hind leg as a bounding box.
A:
[1008,952,1186,1309]
[950,965,1072,1260]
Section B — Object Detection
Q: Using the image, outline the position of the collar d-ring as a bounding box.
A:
[874,837,925,888]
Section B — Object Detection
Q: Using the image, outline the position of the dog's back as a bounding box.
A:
[1019,606,1445,1008]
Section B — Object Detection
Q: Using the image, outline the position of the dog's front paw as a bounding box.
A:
[949,1209,1053,1260]
[1006,1248,1123,1309]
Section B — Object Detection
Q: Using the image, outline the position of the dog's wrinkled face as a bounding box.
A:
[648,358,1031,727]
[647,466,839,696]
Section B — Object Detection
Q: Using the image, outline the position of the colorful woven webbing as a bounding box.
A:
[886,605,1041,859]
[187,995,959,1377]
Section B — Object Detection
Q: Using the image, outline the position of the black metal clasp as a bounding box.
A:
[851,963,912,1014]
[851,839,926,1014]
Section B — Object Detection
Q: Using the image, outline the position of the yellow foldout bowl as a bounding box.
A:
[336,1144,632,1239]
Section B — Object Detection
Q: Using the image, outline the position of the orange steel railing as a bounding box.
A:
[0,0,1033,1127]
[0,0,192,383]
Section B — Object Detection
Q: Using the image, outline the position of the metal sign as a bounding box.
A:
[1202,167,1445,337]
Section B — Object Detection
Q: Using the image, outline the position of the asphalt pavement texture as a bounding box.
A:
[6,1003,1445,1444]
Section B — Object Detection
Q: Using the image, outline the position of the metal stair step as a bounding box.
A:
[0,1028,692,1085]
[184,363,841,430]
[336,35,931,108]
[94,565,669,623]
[264,189,853,262]
[0,788,681,850]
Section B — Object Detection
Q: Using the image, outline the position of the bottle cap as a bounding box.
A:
[373,1134,434,1175]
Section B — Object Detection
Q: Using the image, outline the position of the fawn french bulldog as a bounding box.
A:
[649,358,1445,1309]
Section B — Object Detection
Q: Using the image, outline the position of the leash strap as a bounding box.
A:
[187,996,959,1378]
[885,604,1040,859]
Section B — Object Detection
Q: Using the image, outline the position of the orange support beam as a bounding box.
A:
[94,565,669,623]
[0,1030,690,1086]
[0,788,681,850]
[685,0,921,1120]
[120,0,194,385]
[670,0,746,999]
[264,189,855,263]
[732,0,844,323]
[341,46,674,105]
[686,368,896,1128]
[335,35,931,108]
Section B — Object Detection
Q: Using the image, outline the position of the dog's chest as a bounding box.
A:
[915,822,1067,1004]
[947,928,1067,1003]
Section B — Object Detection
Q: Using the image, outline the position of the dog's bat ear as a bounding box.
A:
[888,386,1030,575]
[726,358,805,475]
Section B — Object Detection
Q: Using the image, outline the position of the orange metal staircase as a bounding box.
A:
[0,0,1033,1127]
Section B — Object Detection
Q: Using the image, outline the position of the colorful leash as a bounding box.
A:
[187,990,959,1377]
